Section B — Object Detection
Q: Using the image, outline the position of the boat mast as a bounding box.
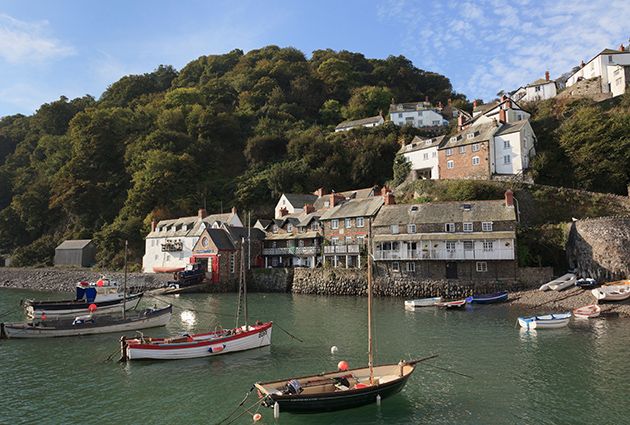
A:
[243,236,248,326]
[123,239,128,320]
[367,217,374,384]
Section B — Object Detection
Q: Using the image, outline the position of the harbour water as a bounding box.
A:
[1,288,629,424]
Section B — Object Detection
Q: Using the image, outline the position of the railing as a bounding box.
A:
[374,248,514,261]
[263,246,320,256]
[161,241,183,252]
[323,245,360,254]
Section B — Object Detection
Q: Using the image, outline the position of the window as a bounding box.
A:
[331,237,339,245]
[503,155,511,164]
[446,148,453,156]
[447,160,454,169]
[324,201,330,207]
[272,242,277,248]
[446,241,456,252]
[423,152,429,160]
[272,225,278,233]
[357,235,365,245]
[483,241,494,251]
[299,239,305,247]
[472,156,480,166]
[432,120,440,125]
[608,55,613,63]
[407,224,416,233]
[391,224,400,234]
[331,219,339,229]
[406,262,416,272]
[398,113,403,118]
[345,218,351,228]
[472,143,480,152]
[445,223,455,232]
[287,224,293,232]
[345,236,352,245]
[467,133,474,140]
[311,222,319,231]
[535,86,541,92]
[449,137,457,143]
[392,262,400,272]
[463,241,474,251]
[476,261,488,272]
[356,217,364,227]
[482,222,493,231]
[230,253,235,274]
[432,151,437,158]
[463,222,473,232]
[503,140,510,149]
[459,146,466,153]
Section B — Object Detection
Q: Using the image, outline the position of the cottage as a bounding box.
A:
[389,101,448,128]
[334,115,384,132]
[565,44,630,97]
[510,71,558,102]
[54,239,96,267]
[262,208,322,268]
[371,191,517,280]
[274,193,318,219]
[400,135,445,180]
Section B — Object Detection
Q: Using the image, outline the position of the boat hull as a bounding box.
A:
[436,300,466,308]
[591,287,630,301]
[125,322,272,360]
[466,291,508,304]
[573,304,601,319]
[1,306,172,338]
[404,297,442,309]
[25,293,143,319]
[518,313,571,329]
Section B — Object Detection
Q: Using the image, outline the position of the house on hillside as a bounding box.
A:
[334,115,384,132]
[565,44,630,98]
[371,191,517,280]
[400,135,445,180]
[510,71,557,102]
[54,240,97,267]
[389,101,448,128]
[274,193,318,219]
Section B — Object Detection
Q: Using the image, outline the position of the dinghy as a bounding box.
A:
[23,292,143,319]
[404,297,442,310]
[518,312,571,330]
[465,291,508,304]
[573,304,601,319]
[539,273,575,291]
[575,278,598,289]
[591,286,630,301]
[602,280,630,287]
[435,299,466,309]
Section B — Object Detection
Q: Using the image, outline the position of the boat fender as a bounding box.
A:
[253,413,262,422]
[353,383,370,390]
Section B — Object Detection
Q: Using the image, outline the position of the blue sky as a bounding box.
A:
[1,0,628,117]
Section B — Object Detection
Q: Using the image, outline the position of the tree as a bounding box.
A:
[342,86,392,120]
[392,154,411,187]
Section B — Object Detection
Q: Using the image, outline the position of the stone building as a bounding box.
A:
[54,239,97,267]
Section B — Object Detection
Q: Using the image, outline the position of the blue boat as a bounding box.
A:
[465,291,508,304]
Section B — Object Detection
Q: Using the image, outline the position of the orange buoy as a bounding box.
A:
[338,360,349,371]
[88,303,97,313]
[253,413,262,422]
[96,279,104,287]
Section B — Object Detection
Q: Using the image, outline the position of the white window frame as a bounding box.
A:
[445,148,453,156]
[472,143,480,152]
[476,261,488,272]
[459,146,466,154]
[287,223,293,232]
[331,219,339,229]
[447,160,454,169]
[331,237,339,245]
[345,236,352,245]
[503,140,510,149]
[423,152,429,160]
[463,222,473,232]
[357,235,365,245]
[345,218,351,228]
[445,223,455,233]
[391,224,399,234]
[392,262,400,272]
[483,241,494,252]
[311,222,319,231]
[503,155,511,164]
[482,222,493,231]
[463,241,474,251]
[406,262,416,272]
[472,156,480,166]
[407,224,416,234]
[446,241,456,252]
[356,217,364,228]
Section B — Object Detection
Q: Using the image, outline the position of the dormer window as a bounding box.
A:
[449,137,457,143]
[272,225,278,233]
[391,224,399,234]
[287,224,293,232]
[467,133,474,140]
[425,139,431,145]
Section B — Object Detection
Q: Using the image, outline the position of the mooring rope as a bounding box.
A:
[214,387,255,425]
[0,308,19,319]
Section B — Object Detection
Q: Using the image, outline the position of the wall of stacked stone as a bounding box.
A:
[517,266,554,287]
[568,216,630,281]
[249,268,293,292]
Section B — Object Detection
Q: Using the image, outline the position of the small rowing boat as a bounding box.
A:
[518,312,571,330]
[23,292,143,319]
[575,278,598,289]
[404,297,442,310]
[573,304,601,319]
[591,286,630,301]
[602,280,630,287]
[435,299,466,309]
[465,291,508,304]
[539,273,575,291]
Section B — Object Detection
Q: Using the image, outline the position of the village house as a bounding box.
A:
[274,193,318,219]
[565,44,630,97]
[371,191,518,281]
[334,115,384,132]
[400,135,445,180]
[142,207,243,273]
[510,71,557,102]
[389,101,449,128]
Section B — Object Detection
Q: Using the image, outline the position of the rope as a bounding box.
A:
[101,345,122,363]
[221,398,265,425]
[214,388,257,425]
[420,362,474,379]
[274,322,304,343]
[0,308,20,319]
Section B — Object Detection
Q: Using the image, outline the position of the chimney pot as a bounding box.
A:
[304,204,315,214]
[499,108,507,124]
[505,189,514,207]
[580,60,585,68]
[231,206,237,214]
[280,207,289,217]
[457,114,464,129]
[198,208,207,219]
[545,70,550,81]
[151,219,157,232]
[620,43,625,52]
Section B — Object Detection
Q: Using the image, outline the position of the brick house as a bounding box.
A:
[438,123,497,180]
[371,191,518,281]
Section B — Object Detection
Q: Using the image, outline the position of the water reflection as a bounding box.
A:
[180,310,197,329]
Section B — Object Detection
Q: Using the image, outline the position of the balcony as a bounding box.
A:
[324,244,360,255]
[374,248,514,261]
[161,241,183,252]
[263,246,320,256]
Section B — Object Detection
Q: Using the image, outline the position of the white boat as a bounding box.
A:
[404,297,442,310]
[24,293,143,319]
[1,305,172,338]
[546,273,576,291]
[591,286,630,301]
[518,312,572,329]
[573,304,601,319]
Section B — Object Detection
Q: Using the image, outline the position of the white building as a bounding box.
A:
[334,115,384,132]
[565,46,630,96]
[400,135,445,180]
[142,208,243,273]
[274,193,318,219]
[492,120,536,175]
[511,72,557,102]
[607,64,630,98]
[389,102,449,128]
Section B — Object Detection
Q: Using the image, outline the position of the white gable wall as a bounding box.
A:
[390,109,447,127]
[403,146,440,179]
[275,194,302,219]
[492,123,535,175]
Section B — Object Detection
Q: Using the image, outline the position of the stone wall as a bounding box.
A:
[567,216,630,280]
[517,266,554,286]
[249,268,293,292]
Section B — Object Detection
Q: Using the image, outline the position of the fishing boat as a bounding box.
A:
[1,305,172,339]
[121,236,272,361]
[573,304,601,319]
[575,278,598,289]
[435,299,467,309]
[591,286,630,301]
[539,273,575,291]
[23,292,143,319]
[465,291,508,304]
[404,297,442,310]
[518,312,571,330]
[254,219,420,414]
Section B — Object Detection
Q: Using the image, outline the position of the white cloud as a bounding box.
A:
[0,13,74,64]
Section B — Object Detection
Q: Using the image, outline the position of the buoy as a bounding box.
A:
[252,413,262,422]
[338,360,349,371]
[376,394,381,406]
[96,279,104,287]
[88,304,97,313]
[274,401,280,419]
[331,345,338,354]
[41,313,47,321]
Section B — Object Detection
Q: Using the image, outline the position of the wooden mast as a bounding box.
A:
[123,240,128,319]
[243,237,248,326]
[367,217,374,384]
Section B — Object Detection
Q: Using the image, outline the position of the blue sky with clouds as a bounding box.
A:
[0,0,628,117]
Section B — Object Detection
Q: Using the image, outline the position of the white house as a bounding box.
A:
[400,135,445,180]
[471,97,530,123]
[565,45,630,96]
[142,208,243,273]
[389,102,449,128]
[334,115,384,132]
[492,120,536,176]
[511,72,557,102]
[274,193,318,219]
[607,64,630,98]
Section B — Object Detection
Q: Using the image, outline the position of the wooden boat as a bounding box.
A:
[121,321,272,360]
[591,286,630,301]
[539,273,575,291]
[1,305,172,339]
[573,304,601,319]
[254,218,419,414]
[602,280,630,287]
[518,312,571,330]
[23,293,143,319]
[575,278,598,289]
[435,299,466,308]
[404,297,442,310]
[465,291,508,304]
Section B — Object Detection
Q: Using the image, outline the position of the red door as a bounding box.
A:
[210,255,220,283]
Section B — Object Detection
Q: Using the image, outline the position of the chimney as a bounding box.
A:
[329,193,344,208]
[505,189,514,207]
[505,99,512,109]
[545,70,550,81]
[580,60,585,68]
[198,208,207,219]
[231,206,237,215]
[151,219,157,232]
[279,207,289,217]
[620,43,625,52]
[457,114,464,129]
[313,187,327,197]
[425,95,429,103]
[304,204,315,214]
[383,190,396,205]
[473,100,478,108]
[499,108,507,124]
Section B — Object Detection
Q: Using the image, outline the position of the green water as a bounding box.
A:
[1,288,629,425]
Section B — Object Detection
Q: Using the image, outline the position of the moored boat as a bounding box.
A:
[465,291,508,304]
[518,312,571,330]
[23,293,143,319]
[404,297,442,310]
[602,280,630,287]
[540,273,575,291]
[591,286,630,301]
[435,299,466,309]
[573,304,601,319]
[1,305,172,339]
[575,278,598,289]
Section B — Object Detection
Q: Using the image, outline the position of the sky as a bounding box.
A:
[0,0,628,117]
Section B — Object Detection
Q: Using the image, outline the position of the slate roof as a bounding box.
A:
[526,78,554,87]
[206,228,236,250]
[439,123,498,149]
[224,225,266,242]
[472,102,497,114]
[147,211,239,239]
[494,120,529,136]
[255,219,272,230]
[388,102,433,113]
[373,200,516,227]
[312,186,378,210]
[319,197,384,220]
[335,115,384,131]
[283,193,318,208]
[264,231,321,240]
[400,135,445,153]
[56,239,93,250]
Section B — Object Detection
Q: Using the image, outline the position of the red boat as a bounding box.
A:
[436,299,467,309]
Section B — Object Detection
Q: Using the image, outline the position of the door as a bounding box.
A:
[210,255,220,283]
[446,262,458,279]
